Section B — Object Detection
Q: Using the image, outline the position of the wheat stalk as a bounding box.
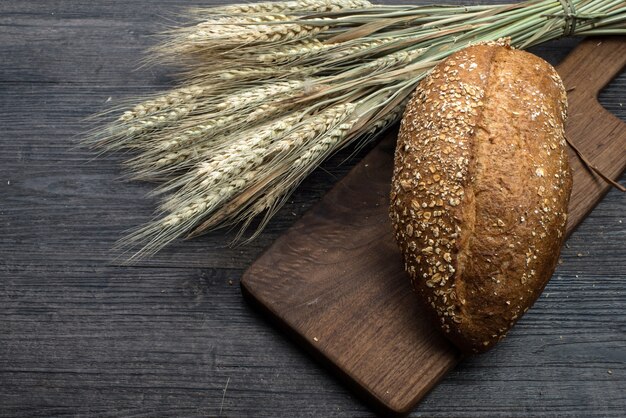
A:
[157,15,330,60]
[204,0,374,15]
[90,0,626,259]
[119,102,360,259]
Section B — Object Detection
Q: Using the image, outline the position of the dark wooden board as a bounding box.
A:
[1,1,625,416]
[241,38,626,415]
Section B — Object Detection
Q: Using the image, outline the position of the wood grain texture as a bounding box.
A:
[241,38,626,415]
[0,1,624,417]
[242,137,461,415]
[561,38,626,228]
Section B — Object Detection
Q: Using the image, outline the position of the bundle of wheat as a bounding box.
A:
[88,0,626,260]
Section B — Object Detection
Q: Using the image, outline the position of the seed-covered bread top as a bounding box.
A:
[389,43,571,353]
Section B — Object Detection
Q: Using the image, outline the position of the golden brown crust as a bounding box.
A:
[390,43,572,354]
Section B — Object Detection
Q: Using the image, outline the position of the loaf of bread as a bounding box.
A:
[389,42,572,354]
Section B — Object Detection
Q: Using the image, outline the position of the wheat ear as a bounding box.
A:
[202,0,373,15]
[117,103,358,258]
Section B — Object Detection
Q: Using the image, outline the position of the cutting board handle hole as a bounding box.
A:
[598,71,626,124]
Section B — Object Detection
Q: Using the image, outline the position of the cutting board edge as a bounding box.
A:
[564,98,626,236]
[240,276,461,416]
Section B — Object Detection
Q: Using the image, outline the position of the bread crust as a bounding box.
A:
[390,43,572,354]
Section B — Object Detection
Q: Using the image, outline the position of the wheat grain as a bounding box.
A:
[88,84,214,150]
[122,81,309,177]
[255,39,329,64]
[229,109,359,238]
[168,15,330,56]
[253,36,403,67]
[365,103,406,134]
[163,112,307,198]
[218,66,315,81]
[332,48,426,82]
[216,80,305,112]
[205,0,373,15]
[326,37,401,60]
[292,119,355,171]
[119,80,305,157]
[122,104,197,139]
[162,102,356,199]
[183,102,359,238]
[119,85,208,122]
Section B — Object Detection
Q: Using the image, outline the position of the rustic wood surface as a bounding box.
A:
[0,1,624,417]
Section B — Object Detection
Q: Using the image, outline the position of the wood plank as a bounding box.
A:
[241,37,626,415]
[561,38,626,228]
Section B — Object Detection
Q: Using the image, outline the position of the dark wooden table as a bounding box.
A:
[1,1,624,416]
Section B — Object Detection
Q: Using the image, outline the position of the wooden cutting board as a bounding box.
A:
[241,37,626,416]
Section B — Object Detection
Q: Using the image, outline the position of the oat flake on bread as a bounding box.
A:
[389,41,572,354]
